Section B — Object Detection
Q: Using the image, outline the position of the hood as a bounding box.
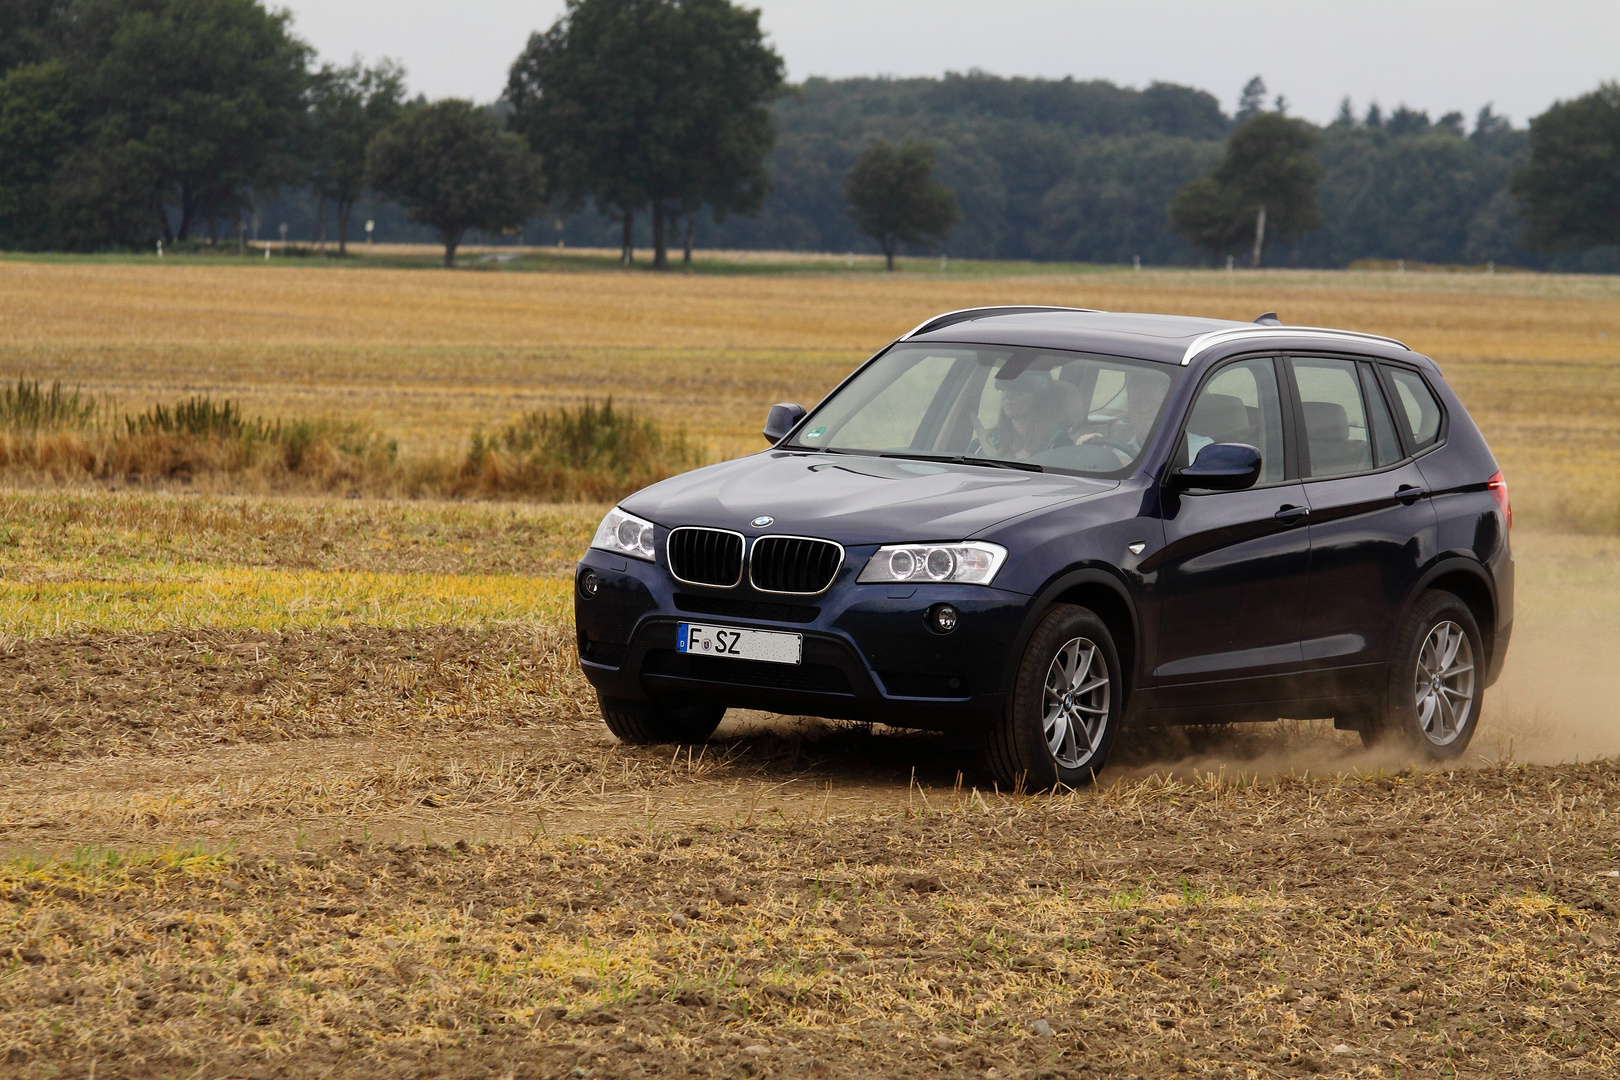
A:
[621,451,1116,544]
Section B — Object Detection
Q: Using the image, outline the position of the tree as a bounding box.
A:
[0,60,80,249]
[505,0,784,270]
[366,99,544,268]
[1167,174,1251,265]
[1512,83,1620,252]
[1169,112,1321,266]
[1235,76,1267,123]
[843,140,959,270]
[307,57,405,253]
[71,0,311,243]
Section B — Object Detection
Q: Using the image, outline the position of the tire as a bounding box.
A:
[597,694,725,745]
[1362,591,1483,759]
[985,604,1122,791]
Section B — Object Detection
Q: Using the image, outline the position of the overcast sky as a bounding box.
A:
[280,0,1620,127]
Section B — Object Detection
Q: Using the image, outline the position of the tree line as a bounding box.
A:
[1,0,1617,272]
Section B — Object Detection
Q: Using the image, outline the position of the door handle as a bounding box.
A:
[1275,504,1310,526]
[1395,484,1429,505]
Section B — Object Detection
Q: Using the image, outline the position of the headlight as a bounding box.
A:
[591,507,657,562]
[857,542,1008,585]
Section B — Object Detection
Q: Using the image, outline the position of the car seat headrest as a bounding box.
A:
[1189,392,1250,443]
[1304,401,1350,442]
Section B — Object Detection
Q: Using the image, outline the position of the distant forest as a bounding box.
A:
[255,72,1613,272]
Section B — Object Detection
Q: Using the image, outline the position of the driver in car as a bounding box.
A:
[979,368,1084,459]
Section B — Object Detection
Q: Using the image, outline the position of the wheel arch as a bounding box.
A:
[1406,557,1498,680]
[1002,567,1141,707]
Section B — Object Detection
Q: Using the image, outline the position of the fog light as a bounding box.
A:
[928,603,959,633]
[579,569,599,598]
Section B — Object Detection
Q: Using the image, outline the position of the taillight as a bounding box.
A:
[1487,470,1511,531]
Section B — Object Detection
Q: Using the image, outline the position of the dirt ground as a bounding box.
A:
[2,752,1618,1079]
[3,614,1620,1078]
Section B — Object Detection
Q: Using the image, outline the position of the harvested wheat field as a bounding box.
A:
[1,260,1619,1078]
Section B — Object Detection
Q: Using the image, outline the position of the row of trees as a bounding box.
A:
[612,73,1618,271]
[0,0,797,268]
[1167,76,1620,267]
[1,2,1616,270]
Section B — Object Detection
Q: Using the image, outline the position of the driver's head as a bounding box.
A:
[994,367,1051,423]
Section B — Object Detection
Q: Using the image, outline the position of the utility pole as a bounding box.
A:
[1250,205,1267,268]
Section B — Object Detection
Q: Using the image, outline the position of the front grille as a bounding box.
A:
[667,527,744,588]
[644,650,853,694]
[749,536,844,595]
[675,594,820,624]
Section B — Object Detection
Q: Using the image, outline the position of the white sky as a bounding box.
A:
[279,0,1620,127]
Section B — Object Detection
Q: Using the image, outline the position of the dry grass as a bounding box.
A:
[1,261,1616,525]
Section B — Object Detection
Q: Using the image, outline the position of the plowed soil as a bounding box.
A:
[2,755,1617,1079]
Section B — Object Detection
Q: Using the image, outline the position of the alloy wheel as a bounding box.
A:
[1413,620,1475,746]
[1041,636,1111,769]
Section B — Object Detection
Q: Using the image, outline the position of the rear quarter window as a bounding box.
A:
[1386,367,1444,451]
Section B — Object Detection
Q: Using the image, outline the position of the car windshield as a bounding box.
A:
[788,343,1177,475]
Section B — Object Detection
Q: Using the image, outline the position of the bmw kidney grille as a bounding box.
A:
[666,527,745,587]
[749,536,844,595]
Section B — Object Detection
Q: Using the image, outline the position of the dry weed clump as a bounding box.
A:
[456,398,702,501]
[0,386,406,495]
[1,762,1617,1079]
[0,383,698,503]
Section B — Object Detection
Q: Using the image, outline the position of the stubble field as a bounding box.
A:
[1,258,1618,1079]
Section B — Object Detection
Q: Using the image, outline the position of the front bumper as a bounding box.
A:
[572,546,1030,731]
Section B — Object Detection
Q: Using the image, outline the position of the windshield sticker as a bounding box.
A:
[803,426,826,440]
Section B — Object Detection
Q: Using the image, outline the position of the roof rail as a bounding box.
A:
[1180,325,1410,366]
[902,305,1099,340]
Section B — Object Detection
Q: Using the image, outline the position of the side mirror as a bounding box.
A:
[762,402,807,444]
[1170,442,1262,491]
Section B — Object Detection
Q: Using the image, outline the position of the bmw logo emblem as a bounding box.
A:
[751,515,774,528]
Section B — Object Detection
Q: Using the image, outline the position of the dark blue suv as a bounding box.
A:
[574,308,1513,788]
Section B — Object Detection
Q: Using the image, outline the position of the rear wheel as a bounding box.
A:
[1363,591,1482,758]
[985,604,1122,790]
[597,694,725,745]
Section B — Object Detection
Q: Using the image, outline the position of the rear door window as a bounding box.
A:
[1290,357,1373,478]
[1385,367,1444,451]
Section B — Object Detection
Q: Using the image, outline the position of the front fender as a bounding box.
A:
[996,565,1143,709]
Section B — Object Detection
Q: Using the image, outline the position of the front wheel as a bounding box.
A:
[985,604,1122,791]
[598,694,725,745]
[1363,591,1482,759]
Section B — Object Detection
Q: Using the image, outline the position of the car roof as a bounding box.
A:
[902,307,1413,367]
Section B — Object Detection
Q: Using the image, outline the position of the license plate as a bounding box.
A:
[677,622,802,665]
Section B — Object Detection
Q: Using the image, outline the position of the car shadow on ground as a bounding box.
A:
[684,710,1395,793]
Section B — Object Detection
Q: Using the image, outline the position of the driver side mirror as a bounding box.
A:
[1170,442,1262,491]
[762,402,806,444]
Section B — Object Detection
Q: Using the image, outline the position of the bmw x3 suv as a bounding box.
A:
[574,307,1513,788]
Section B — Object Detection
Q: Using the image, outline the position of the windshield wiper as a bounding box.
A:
[878,452,1044,472]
